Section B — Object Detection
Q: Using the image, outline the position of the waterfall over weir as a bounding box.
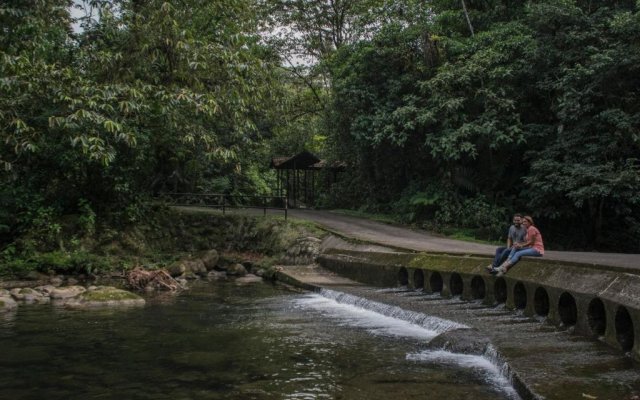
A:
[318,288,468,335]
[292,287,521,400]
[407,346,520,400]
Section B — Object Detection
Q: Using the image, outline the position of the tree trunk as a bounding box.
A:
[587,197,605,249]
[460,0,474,36]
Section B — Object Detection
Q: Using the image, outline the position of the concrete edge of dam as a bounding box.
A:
[272,262,544,400]
[316,249,640,360]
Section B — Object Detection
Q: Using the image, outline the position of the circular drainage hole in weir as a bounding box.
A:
[494,278,507,303]
[430,272,443,293]
[398,267,409,286]
[534,287,549,317]
[587,298,606,336]
[558,292,577,326]
[471,276,485,300]
[514,282,527,309]
[615,306,634,352]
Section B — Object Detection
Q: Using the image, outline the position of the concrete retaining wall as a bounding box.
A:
[318,249,640,359]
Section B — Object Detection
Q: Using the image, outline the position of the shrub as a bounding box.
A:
[434,195,507,241]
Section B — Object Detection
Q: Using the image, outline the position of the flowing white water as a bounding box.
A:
[407,347,520,400]
[292,292,441,339]
[291,288,520,399]
[317,288,467,334]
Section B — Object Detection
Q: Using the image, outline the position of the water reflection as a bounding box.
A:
[0,280,514,399]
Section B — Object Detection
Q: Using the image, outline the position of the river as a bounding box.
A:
[0,280,518,399]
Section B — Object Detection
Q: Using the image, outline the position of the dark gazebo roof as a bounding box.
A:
[309,160,347,172]
[270,150,345,208]
[270,150,321,170]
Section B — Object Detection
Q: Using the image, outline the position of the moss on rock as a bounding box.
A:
[80,287,142,302]
[57,286,145,309]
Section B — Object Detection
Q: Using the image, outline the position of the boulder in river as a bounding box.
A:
[171,259,207,277]
[49,276,64,286]
[200,249,219,271]
[185,260,207,276]
[64,286,145,309]
[207,270,227,281]
[10,287,50,304]
[34,285,56,296]
[234,274,262,285]
[50,285,87,300]
[167,262,186,277]
[0,295,17,312]
[226,263,247,277]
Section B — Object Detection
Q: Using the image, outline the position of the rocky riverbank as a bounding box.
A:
[0,285,145,311]
[0,234,325,315]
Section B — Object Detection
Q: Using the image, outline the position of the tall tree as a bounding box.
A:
[0,0,280,241]
[523,2,640,248]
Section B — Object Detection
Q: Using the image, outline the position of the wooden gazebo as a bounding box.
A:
[270,150,345,208]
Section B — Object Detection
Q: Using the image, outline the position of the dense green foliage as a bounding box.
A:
[0,0,281,253]
[326,0,640,250]
[0,207,320,278]
[1,0,639,255]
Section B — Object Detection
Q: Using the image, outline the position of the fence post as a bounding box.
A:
[284,196,288,220]
[160,192,290,218]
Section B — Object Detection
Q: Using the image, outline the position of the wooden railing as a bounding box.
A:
[157,192,288,219]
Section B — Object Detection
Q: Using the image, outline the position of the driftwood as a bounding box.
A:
[126,267,181,291]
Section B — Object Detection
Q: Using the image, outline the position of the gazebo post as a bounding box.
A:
[311,170,315,206]
[293,160,297,208]
[326,168,330,191]
[303,169,307,206]
[271,151,339,209]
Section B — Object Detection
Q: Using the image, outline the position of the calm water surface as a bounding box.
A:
[0,280,516,399]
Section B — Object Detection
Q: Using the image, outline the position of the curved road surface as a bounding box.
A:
[179,207,640,272]
[285,210,640,272]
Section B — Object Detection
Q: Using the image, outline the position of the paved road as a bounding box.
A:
[178,206,640,272]
[287,210,640,272]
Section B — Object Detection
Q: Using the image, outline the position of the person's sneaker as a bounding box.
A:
[495,266,507,277]
[485,264,495,273]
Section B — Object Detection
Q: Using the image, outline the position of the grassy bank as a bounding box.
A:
[0,206,324,279]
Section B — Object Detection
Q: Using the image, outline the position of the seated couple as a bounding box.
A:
[486,214,544,276]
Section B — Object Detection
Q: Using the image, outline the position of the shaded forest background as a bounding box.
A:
[1,0,639,256]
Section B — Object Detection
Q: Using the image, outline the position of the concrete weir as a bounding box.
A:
[318,249,640,358]
[269,247,639,400]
